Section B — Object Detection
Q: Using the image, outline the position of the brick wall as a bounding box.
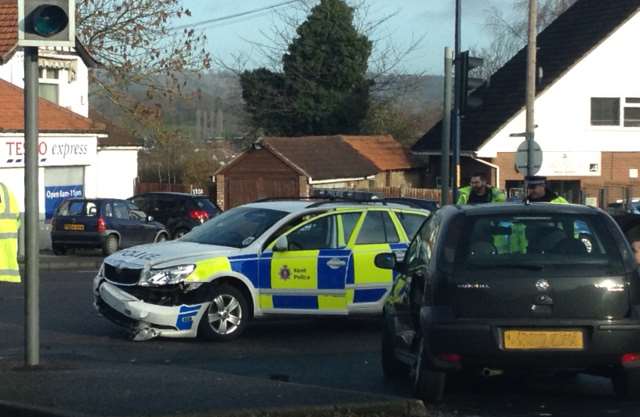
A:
[493,152,640,189]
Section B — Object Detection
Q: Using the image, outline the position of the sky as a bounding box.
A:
[179,0,517,75]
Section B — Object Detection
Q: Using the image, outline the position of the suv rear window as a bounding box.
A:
[192,197,219,213]
[453,213,624,277]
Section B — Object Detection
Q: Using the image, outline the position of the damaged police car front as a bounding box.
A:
[93,200,430,341]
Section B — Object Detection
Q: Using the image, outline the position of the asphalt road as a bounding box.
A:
[1,270,639,416]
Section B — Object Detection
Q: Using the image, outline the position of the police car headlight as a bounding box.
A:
[141,265,196,287]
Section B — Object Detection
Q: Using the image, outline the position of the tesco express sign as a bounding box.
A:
[0,137,97,167]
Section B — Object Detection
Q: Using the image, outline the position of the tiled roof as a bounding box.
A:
[0,79,105,133]
[413,0,640,153]
[342,135,414,171]
[0,0,17,63]
[261,136,379,180]
[255,135,414,181]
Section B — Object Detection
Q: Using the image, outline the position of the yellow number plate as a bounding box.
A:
[64,224,85,231]
[503,330,584,350]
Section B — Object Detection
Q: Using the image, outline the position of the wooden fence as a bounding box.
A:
[367,187,442,201]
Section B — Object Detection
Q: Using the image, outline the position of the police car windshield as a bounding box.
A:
[454,213,625,277]
[182,207,288,248]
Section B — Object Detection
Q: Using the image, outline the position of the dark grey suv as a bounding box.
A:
[129,192,220,239]
[378,203,640,403]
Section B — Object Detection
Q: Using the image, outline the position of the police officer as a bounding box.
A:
[525,176,569,204]
[0,183,20,283]
[457,172,506,205]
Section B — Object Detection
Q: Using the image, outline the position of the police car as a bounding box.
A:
[93,199,430,341]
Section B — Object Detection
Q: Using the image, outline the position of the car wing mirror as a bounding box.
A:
[147,215,154,222]
[273,236,289,252]
[374,252,396,270]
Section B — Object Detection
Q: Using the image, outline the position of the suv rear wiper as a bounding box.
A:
[472,263,544,271]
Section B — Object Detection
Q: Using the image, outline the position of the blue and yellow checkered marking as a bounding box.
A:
[204,242,409,310]
[272,295,318,309]
[176,304,202,330]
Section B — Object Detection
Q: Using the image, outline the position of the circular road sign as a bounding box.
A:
[515,140,543,176]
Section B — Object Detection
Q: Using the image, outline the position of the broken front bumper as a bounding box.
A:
[94,278,208,341]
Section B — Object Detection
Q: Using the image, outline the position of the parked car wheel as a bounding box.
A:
[413,336,446,404]
[52,244,67,256]
[612,368,640,400]
[102,235,119,256]
[382,324,408,379]
[198,284,248,342]
[155,233,168,243]
[173,228,189,240]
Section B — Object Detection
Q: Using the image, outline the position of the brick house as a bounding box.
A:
[215,135,422,209]
[413,0,640,205]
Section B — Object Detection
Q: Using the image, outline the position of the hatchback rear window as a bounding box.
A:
[56,200,84,216]
[453,213,624,277]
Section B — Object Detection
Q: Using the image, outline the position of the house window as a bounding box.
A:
[624,98,640,127]
[591,97,620,126]
[39,83,59,104]
[38,67,61,104]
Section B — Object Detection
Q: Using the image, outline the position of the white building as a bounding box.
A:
[0,1,141,221]
[414,0,640,205]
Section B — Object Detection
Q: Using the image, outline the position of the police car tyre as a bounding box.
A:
[102,235,119,256]
[612,368,640,400]
[199,284,248,342]
[382,325,408,379]
[413,336,446,403]
[52,244,67,256]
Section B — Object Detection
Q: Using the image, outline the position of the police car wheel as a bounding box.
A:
[199,285,248,341]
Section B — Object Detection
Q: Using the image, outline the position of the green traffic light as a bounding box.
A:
[30,5,68,37]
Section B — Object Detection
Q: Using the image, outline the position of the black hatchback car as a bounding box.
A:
[51,198,169,256]
[129,192,220,239]
[378,203,640,403]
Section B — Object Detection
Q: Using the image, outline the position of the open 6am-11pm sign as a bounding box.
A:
[0,136,97,168]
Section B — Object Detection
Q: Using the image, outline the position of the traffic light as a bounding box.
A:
[18,0,75,48]
[457,51,484,115]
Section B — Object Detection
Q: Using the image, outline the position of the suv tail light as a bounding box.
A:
[189,210,209,223]
[621,353,640,365]
[97,217,107,233]
[437,353,462,363]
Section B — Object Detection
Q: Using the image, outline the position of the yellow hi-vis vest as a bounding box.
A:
[0,183,20,283]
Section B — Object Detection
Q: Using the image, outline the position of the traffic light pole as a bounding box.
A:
[441,47,453,206]
[526,0,537,178]
[23,46,40,367]
[452,0,462,203]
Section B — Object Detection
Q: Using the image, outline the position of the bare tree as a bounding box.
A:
[474,0,578,79]
[77,0,211,127]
